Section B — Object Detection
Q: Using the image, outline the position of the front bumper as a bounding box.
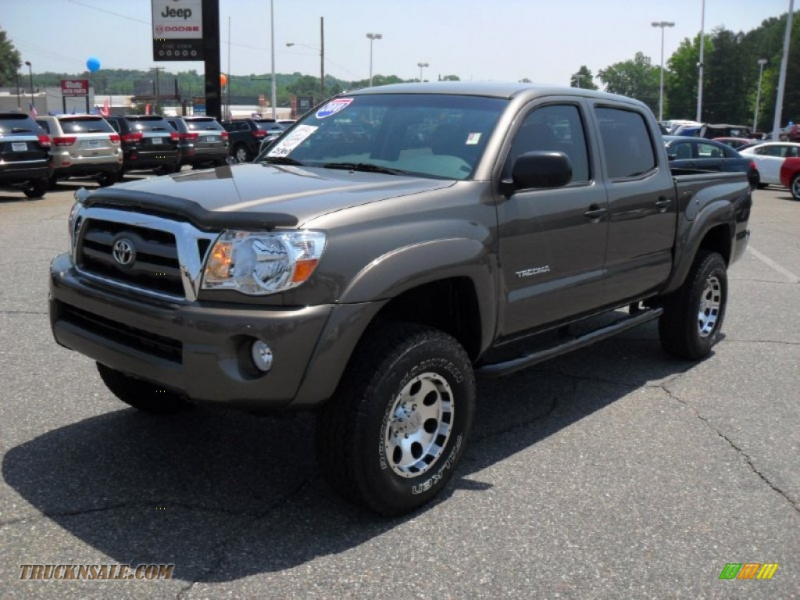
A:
[49,253,334,409]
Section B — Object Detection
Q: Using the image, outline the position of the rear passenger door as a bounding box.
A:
[593,106,676,304]
[496,101,609,337]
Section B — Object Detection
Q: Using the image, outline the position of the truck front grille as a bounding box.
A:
[76,219,185,298]
[59,303,183,364]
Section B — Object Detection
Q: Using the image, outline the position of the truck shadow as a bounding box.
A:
[3,322,698,583]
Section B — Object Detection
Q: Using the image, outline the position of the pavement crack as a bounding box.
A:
[175,476,318,597]
[659,383,800,514]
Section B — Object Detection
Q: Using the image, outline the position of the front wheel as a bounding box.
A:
[316,323,475,516]
[97,363,193,414]
[659,250,728,360]
[791,174,800,201]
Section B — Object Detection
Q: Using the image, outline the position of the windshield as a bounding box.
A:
[259,94,507,180]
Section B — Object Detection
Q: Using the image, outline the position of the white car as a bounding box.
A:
[739,142,800,188]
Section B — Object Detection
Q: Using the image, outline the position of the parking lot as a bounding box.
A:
[0,177,798,598]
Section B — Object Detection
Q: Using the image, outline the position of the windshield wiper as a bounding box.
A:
[322,162,409,176]
[262,156,304,166]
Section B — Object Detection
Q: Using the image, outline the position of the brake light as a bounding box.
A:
[252,130,268,138]
[121,132,143,143]
[37,134,51,148]
[170,131,180,142]
[109,134,121,144]
[221,131,229,140]
[749,161,757,170]
[180,132,199,141]
[52,136,77,147]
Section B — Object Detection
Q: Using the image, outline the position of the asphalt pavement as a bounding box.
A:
[0,175,797,599]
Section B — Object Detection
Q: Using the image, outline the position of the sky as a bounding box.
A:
[1,0,794,86]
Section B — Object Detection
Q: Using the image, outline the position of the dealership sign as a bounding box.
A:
[61,79,89,96]
[152,0,203,61]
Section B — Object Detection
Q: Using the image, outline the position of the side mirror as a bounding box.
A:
[505,151,572,192]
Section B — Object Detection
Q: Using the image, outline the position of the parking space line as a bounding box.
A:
[748,246,800,284]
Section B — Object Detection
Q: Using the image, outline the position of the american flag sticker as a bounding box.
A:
[466,132,481,145]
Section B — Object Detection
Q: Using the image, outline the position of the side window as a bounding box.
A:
[789,146,800,158]
[595,107,657,179]
[698,143,721,158]
[671,142,693,159]
[37,120,50,134]
[505,104,590,184]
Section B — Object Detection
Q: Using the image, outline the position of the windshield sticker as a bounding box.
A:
[466,132,482,145]
[316,98,354,119]
[267,124,318,157]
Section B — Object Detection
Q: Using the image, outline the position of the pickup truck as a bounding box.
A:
[49,83,752,516]
[779,156,800,200]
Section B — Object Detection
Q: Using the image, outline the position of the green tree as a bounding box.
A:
[0,29,22,87]
[570,65,598,90]
[664,34,710,120]
[440,74,460,81]
[598,52,660,113]
[703,28,750,124]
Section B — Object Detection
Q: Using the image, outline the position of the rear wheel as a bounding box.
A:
[97,363,193,414]
[791,174,800,201]
[96,171,117,187]
[659,250,728,360]
[233,144,250,163]
[316,323,475,516]
[23,178,48,199]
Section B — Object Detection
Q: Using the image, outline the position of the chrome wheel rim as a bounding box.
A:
[792,177,800,200]
[698,275,722,337]
[383,372,454,478]
[235,147,248,163]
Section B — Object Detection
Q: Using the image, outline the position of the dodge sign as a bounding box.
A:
[152,0,204,61]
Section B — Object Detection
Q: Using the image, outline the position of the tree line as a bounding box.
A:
[572,13,799,131]
[2,12,797,129]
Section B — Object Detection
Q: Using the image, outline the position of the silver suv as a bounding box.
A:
[36,115,122,187]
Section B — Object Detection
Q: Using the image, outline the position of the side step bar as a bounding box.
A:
[476,307,663,379]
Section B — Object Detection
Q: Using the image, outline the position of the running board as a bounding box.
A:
[476,307,663,379]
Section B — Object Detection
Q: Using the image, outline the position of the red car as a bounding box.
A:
[779,157,800,200]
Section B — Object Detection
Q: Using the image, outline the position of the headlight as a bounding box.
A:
[202,230,326,295]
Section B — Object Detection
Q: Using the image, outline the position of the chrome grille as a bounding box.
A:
[71,206,218,302]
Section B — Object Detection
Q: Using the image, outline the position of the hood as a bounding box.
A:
[83,163,453,230]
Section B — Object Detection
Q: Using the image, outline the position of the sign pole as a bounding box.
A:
[202,0,221,119]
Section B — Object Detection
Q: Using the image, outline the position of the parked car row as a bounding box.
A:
[220,118,288,163]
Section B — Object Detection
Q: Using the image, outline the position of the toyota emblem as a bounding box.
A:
[112,238,136,267]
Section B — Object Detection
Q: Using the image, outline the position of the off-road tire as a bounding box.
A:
[316,323,475,516]
[97,363,192,414]
[23,178,48,199]
[659,250,728,360]
[791,174,800,201]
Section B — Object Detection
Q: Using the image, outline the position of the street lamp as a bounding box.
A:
[754,59,767,132]
[24,60,34,114]
[366,33,382,87]
[651,21,675,122]
[572,73,584,88]
[417,62,429,82]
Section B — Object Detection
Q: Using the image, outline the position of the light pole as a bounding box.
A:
[572,73,584,88]
[24,60,34,114]
[417,62,429,82]
[366,33,382,87]
[270,0,276,120]
[754,58,767,132]
[651,21,675,122]
[697,0,706,122]
[771,0,795,140]
[287,38,325,101]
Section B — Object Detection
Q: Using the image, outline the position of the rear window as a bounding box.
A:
[125,116,172,132]
[57,117,115,134]
[186,118,224,132]
[0,114,40,135]
[255,121,284,132]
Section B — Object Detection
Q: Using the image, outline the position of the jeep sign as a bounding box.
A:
[152,0,204,61]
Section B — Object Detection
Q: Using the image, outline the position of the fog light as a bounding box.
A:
[251,340,273,372]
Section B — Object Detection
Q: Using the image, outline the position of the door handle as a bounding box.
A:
[584,205,608,220]
[655,197,672,212]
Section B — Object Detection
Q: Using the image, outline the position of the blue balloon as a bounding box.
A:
[86,57,101,72]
